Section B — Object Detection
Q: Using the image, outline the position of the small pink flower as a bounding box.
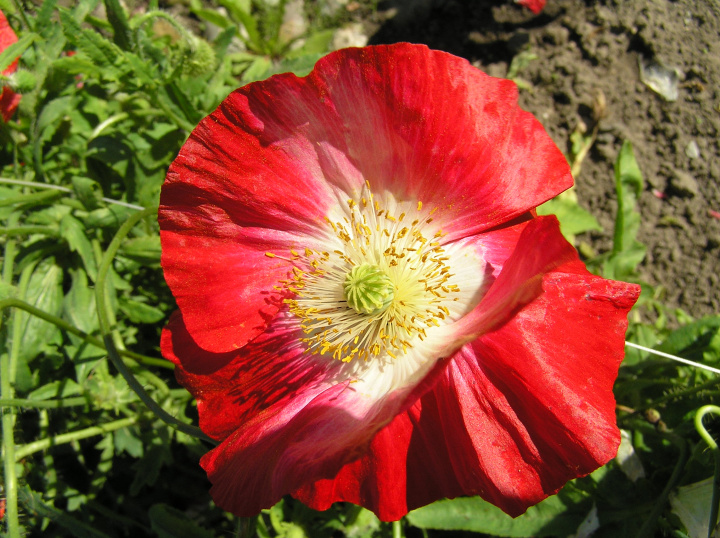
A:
[0,10,20,122]
[159,44,639,521]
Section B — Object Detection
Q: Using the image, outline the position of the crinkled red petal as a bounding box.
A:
[160,43,572,351]
[162,310,450,515]
[294,222,640,521]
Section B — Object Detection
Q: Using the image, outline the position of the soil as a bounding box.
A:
[364,0,720,320]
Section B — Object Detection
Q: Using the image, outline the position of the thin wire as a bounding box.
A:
[0,178,145,211]
[625,341,720,375]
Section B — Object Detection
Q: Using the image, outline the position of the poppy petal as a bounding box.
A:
[0,10,20,122]
[295,261,639,520]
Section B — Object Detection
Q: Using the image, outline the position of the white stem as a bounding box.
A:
[625,341,720,375]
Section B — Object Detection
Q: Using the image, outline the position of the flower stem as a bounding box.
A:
[0,225,59,237]
[0,188,61,207]
[0,397,89,409]
[94,207,215,444]
[695,405,720,538]
[1,214,22,538]
[14,416,138,461]
[392,519,404,538]
[0,298,172,369]
[0,177,146,210]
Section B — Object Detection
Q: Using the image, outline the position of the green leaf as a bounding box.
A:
[60,8,124,78]
[119,235,161,266]
[659,315,720,355]
[119,298,165,324]
[63,268,98,333]
[0,33,39,72]
[36,95,74,145]
[407,490,591,537]
[123,49,159,86]
[612,140,644,254]
[114,425,144,458]
[60,213,98,281]
[28,378,82,400]
[71,176,103,211]
[219,0,265,53]
[103,0,132,50]
[669,478,714,538]
[537,190,602,243]
[36,0,59,29]
[148,503,218,538]
[242,55,273,82]
[83,204,135,229]
[602,140,646,279]
[285,30,334,59]
[191,7,232,29]
[17,260,64,364]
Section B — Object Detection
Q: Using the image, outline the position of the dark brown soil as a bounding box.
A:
[367,0,720,319]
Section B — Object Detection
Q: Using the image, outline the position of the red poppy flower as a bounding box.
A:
[516,0,546,14]
[159,43,640,521]
[0,10,20,122]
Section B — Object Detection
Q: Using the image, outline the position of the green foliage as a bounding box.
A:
[0,1,717,537]
[407,488,591,536]
[537,187,602,244]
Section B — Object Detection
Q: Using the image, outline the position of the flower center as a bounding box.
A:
[272,183,462,362]
[344,263,395,315]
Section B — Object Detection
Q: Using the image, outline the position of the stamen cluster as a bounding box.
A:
[272,185,461,362]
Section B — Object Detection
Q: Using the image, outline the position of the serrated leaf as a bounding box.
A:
[113,425,144,458]
[60,213,98,281]
[103,0,132,50]
[50,54,101,77]
[148,504,217,538]
[36,0,59,29]
[407,491,591,537]
[60,9,124,78]
[123,49,158,86]
[17,260,64,363]
[0,33,39,72]
[658,316,720,355]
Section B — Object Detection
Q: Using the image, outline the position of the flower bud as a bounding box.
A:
[181,36,217,77]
